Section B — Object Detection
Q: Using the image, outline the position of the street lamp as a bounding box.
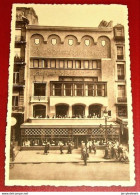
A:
[103,107,108,144]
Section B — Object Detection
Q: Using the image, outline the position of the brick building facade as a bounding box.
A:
[11,10,128,148]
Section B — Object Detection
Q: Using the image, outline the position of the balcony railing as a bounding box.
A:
[15,35,26,43]
[118,75,125,80]
[14,56,25,64]
[117,97,127,103]
[12,106,24,112]
[30,96,48,102]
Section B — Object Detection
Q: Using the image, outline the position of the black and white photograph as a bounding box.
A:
[5,4,134,186]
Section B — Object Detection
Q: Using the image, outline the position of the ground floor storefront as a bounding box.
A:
[20,124,121,149]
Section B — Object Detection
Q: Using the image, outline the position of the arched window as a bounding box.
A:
[33,105,46,118]
[55,104,69,118]
[89,104,102,118]
[72,104,85,118]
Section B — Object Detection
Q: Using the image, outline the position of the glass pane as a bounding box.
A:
[118,85,125,97]
[88,85,93,96]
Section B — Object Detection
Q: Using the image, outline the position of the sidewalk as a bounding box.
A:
[12,149,117,164]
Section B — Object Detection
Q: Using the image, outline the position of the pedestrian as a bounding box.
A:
[44,142,48,155]
[59,141,63,154]
[89,140,92,153]
[81,141,85,159]
[118,144,123,159]
[10,143,15,161]
[67,141,72,154]
[92,142,96,154]
[82,148,87,166]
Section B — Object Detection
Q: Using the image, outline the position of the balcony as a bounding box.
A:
[15,35,26,43]
[14,56,25,65]
[117,97,127,103]
[30,96,48,103]
[13,72,25,87]
[12,106,24,113]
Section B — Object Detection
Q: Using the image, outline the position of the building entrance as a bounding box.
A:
[73,135,89,148]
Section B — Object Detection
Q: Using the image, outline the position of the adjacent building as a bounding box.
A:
[11,7,38,144]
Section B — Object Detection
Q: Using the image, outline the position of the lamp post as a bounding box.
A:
[103,107,108,144]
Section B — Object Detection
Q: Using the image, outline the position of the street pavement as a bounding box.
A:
[9,148,130,181]
[12,149,117,164]
[9,162,130,181]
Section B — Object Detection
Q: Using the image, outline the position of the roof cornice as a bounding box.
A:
[27,25,113,32]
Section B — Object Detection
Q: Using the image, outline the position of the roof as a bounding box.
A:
[26,25,113,32]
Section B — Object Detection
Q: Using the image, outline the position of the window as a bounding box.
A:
[67,60,73,68]
[50,60,56,68]
[33,105,46,118]
[118,85,125,97]
[15,29,21,41]
[14,48,21,58]
[117,46,123,59]
[118,106,127,117]
[75,60,81,69]
[116,28,123,36]
[51,38,57,45]
[41,60,46,68]
[68,39,73,46]
[75,84,83,96]
[92,61,97,69]
[54,83,62,96]
[84,61,89,69]
[34,83,46,96]
[88,84,94,96]
[64,84,72,96]
[96,84,102,96]
[85,39,90,46]
[12,96,18,107]
[117,64,124,80]
[33,59,39,68]
[34,38,40,45]
[13,72,19,84]
[59,60,64,68]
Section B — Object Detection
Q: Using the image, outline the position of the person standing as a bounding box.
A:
[59,141,63,154]
[67,141,72,154]
[83,148,87,166]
